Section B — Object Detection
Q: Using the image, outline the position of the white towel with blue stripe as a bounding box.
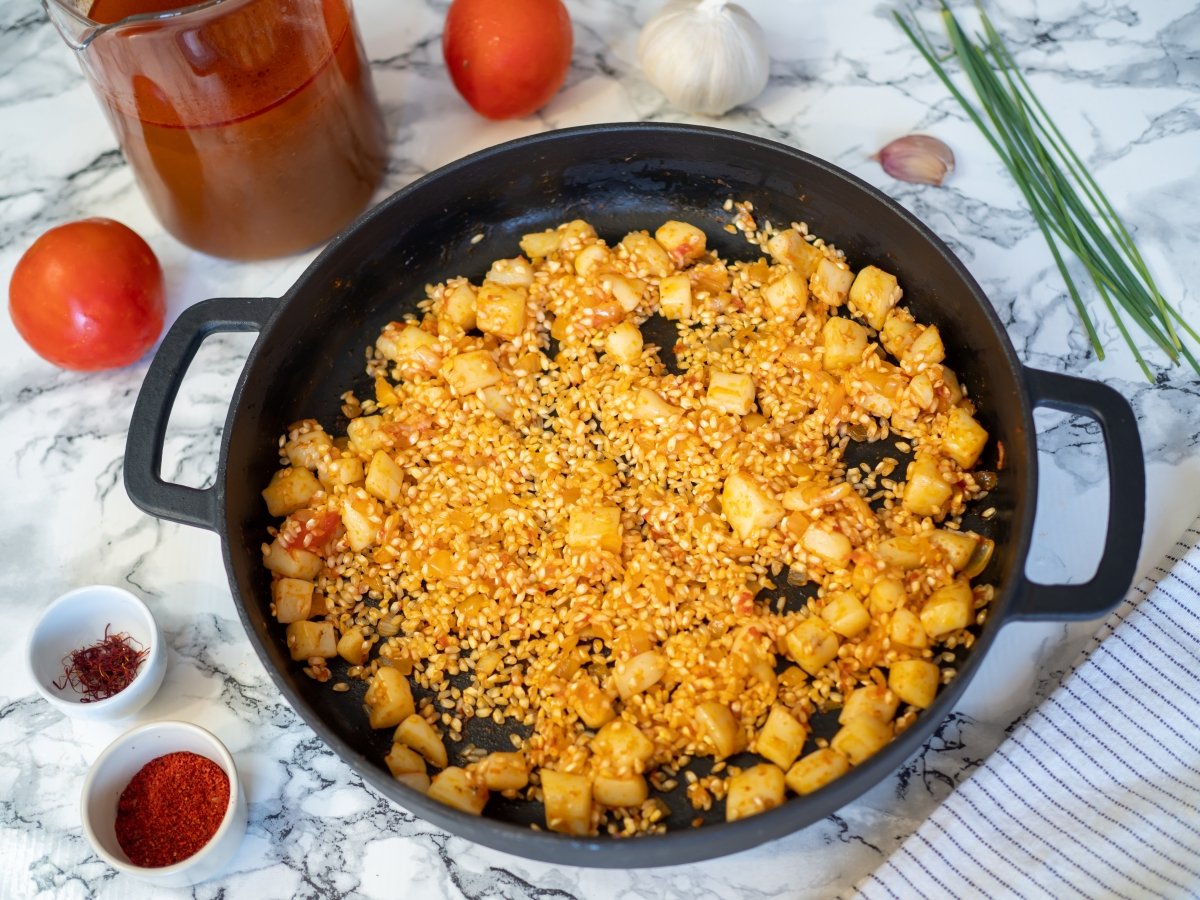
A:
[855,517,1200,900]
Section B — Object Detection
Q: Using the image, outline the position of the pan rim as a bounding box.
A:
[216,122,1038,867]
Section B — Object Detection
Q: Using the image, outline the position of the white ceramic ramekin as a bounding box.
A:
[27,585,167,721]
[80,720,248,887]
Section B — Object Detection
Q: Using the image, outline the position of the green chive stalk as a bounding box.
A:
[896,3,1199,380]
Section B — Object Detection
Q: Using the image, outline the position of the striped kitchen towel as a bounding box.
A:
[855,516,1200,900]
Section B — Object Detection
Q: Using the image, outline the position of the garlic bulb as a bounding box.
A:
[637,0,769,116]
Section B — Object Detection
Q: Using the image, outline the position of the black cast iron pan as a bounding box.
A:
[124,123,1144,866]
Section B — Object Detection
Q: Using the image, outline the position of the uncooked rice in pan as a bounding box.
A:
[259,207,996,836]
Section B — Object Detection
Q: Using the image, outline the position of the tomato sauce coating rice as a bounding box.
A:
[261,210,995,835]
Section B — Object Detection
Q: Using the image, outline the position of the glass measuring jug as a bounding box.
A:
[44,0,388,260]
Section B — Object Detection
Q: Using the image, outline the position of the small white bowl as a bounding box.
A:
[27,585,166,721]
[81,721,248,887]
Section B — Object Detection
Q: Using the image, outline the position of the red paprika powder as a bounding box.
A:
[114,751,230,867]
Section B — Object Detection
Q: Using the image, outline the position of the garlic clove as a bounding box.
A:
[875,134,956,186]
[637,0,770,117]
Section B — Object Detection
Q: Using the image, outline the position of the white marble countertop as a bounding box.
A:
[3,0,1198,897]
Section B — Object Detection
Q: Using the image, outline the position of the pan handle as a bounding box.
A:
[1010,368,1144,621]
[124,297,276,532]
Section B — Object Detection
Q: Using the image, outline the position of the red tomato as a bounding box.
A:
[8,218,165,371]
[442,0,573,120]
[281,509,342,553]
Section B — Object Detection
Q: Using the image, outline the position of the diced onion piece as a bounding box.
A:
[440,280,477,331]
[838,684,899,725]
[613,650,667,699]
[695,701,746,758]
[820,591,871,638]
[802,523,852,568]
[867,576,906,612]
[810,258,854,308]
[364,667,415,729]
[755,706,808,770]
[336,626,370,665]
[920,579,974,638]
[475,282,528,340]
[943,407,989,468]
[962,537,995,579]
[605,274,646,312]
[476,752,530,791]
[592,773,649,808]
[762,271,808,320]
[830,717,892,765]
[541,769,592,835]
[393,714,448,769]
[725,763,786,822]
[620,231,673,278]
[848,265,902,330]
[567,674,616,729]
[784,618,840,676]
[376,324,441,375]
[889,607,929,648]
[766,229,822,279]
[566,505,623,553]
[631,387,681,421]
[384,744,426,778]
[365,450,406,504]
[271,577,314,624]
[707,371,756,416]
[785,748,849,795]
[655,220,707,265]
[263,539,323,580]
[722,470,785,541]
[486,256,534,287]
[520,229,561,259]
[590,719,655,769]
[262,467,321,517]
[611,625,655,660]
[442,350,501,395]
[428,767,488,815]
[605,321,644,362]
[822,316,869,371]
[902,456,954,519]
[659,274,693,320]
[777,665,808,692]
[889,659,941,709]
[286,620,336,661]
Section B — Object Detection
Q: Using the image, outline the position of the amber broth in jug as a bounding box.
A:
[84,0,387,259]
